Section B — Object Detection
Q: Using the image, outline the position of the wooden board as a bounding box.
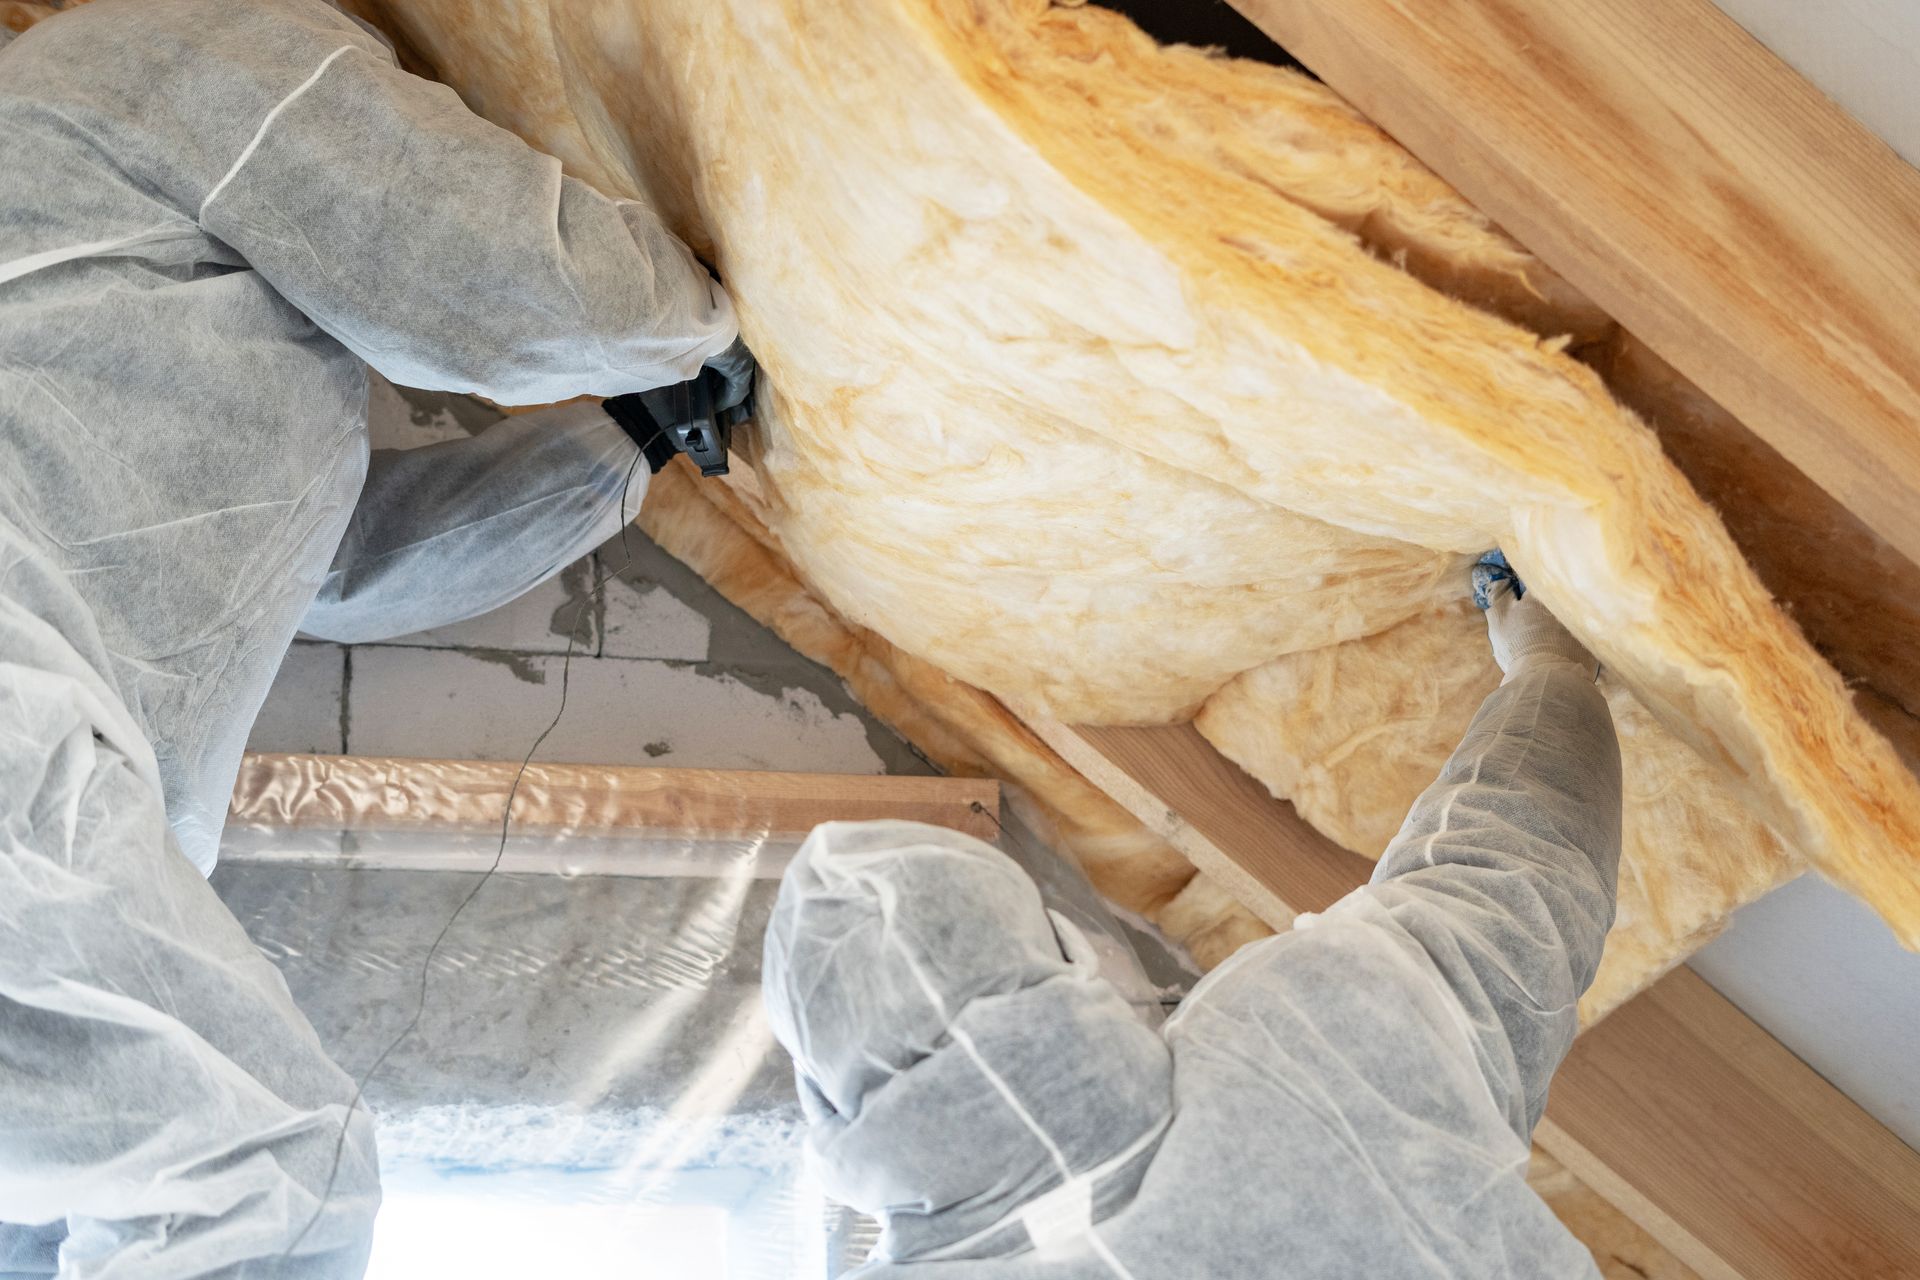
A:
[1025,717,1373,925]
[229,752,1001,842]
[1035,718,1920,1278]
[1543,969,1920,1280]
[1227,0,1920,567]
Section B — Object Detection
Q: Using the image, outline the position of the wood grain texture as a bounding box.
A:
[1229,0,1920,566]
[1024,719,1374,928]
[1542,968,1920,1280]
[230,752,1001,841]
[1035,718,1920,1278]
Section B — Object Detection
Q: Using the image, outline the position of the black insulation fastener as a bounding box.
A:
[604,364,745,477]
[603,391,680,474]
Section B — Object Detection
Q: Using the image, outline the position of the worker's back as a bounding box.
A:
[0,0,736,871]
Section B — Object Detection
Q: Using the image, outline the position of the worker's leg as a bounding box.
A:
[1357,656,1622,1136]
[299,401,645,644]
[0,538,378,1278]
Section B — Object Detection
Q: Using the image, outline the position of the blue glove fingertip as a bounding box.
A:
[1472,548,1524,610]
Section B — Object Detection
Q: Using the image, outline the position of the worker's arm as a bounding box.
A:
[301,400,644,643]
[50,0,737,404]
[1358,584,1621,1138]
[0,539,378,1277]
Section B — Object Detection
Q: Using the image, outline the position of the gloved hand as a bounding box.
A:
[1474,552,1598,680]
[603,336,758,475]
[703,336,757,414]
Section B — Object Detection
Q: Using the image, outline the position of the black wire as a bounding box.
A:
[967,797,1021,852]
[284,437,654,1259]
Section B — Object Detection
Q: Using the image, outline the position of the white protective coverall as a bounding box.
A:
[765,610,1621,1278]
[0,1,737,1274]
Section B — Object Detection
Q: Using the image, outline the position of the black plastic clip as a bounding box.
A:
[604,365,749,479]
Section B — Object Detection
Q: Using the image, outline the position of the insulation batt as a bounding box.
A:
[1196,602,1800,1016]
[363,0,1920,988]
[294,3,1862,1264]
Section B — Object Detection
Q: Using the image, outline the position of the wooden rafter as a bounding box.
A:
[1226,0,1920,567]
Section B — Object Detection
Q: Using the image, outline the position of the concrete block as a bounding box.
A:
[380,560,598,655]
[346,646,893,773]
[597,530,803,669]
[249,641,346,755]
[365,374,478,450]
[598,567,712,661]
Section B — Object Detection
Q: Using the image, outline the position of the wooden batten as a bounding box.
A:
[229,752,1001,842]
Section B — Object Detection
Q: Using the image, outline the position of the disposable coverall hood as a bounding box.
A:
[765,822,1174,1260]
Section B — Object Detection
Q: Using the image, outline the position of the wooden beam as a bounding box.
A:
[1034,718,1920,1277]
[1227,0,1920,567]
[1025,717,1373,926]
[229,752,1001,842]
[1543,968,1920,1280]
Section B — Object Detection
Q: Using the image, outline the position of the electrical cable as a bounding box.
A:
[966,798,1030,857]
[284,435,654,1260]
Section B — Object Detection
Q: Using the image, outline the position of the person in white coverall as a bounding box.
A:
[764,569,1624,1279]
[0,0,751,1274]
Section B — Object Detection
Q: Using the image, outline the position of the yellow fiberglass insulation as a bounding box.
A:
[362,0,1920,1012]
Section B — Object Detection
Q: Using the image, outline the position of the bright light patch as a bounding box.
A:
[365,1183,728,1279]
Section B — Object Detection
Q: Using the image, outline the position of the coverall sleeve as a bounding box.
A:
[300,401,644,644]
[0,545,379,1278]
[105,0,738,404]
[1360,661,1623,1137]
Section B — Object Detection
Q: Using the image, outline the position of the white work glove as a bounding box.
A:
[1474,552,1598,680]
[1485,582,1597,679]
